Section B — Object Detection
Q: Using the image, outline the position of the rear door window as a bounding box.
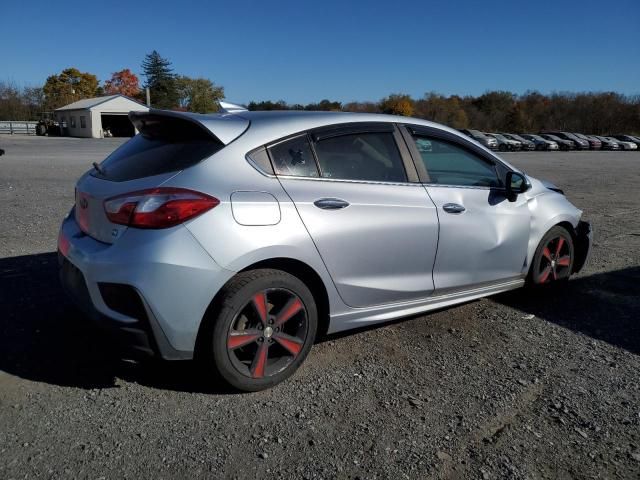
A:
[268,135,319,177]
[313,132,407,182]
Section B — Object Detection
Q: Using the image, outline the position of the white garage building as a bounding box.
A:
[55,94,149,138]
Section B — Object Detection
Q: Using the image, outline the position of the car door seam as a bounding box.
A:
[272,174,351,308]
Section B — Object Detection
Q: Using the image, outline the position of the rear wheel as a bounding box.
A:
[206,269,317,391]
[529,226,574,286]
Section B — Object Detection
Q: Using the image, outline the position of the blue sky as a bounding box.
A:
[3,0,639,104]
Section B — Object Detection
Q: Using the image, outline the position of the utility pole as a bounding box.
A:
[146,87,151,107]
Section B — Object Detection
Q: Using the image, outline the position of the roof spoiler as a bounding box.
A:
[129,109,249,144]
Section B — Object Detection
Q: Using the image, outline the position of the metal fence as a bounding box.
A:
[0,121,38,135]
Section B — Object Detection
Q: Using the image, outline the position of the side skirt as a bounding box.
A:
[327,278,525,334]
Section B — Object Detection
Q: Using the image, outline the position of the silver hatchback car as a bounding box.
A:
[58,106,592,391]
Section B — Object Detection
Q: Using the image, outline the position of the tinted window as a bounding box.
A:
[411,135,500,187]
[313,132,406,182]
[93,120,223,182]
[268,135,319,177]
[246,146,274,174]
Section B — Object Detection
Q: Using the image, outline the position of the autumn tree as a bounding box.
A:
[472,91,515,131]
[247,100,290,110]
[343,101,379,113]
[141,51,178,109]
[42,68,99,110]
[104,69,140,97]
[415,93,469,129]
[0,81,25,120]
[228,92,640,134]
[175,76,224,113]
[305,99,342,111]
[379,94,415,117]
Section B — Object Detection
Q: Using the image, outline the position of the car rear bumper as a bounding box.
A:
[573,221,593,274]
[57,210,235,359]
[59,254,170,358]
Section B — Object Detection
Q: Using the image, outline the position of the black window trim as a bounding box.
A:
[399,124,512,190]
[310,121,395,142]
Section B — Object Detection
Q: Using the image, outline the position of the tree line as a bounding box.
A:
[249,91,640,135]
[0,51,224,120]
[1,53,638,134]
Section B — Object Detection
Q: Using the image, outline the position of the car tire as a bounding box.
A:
[528,226,574,287]
[499,144,508,152]
[204,269,318,392]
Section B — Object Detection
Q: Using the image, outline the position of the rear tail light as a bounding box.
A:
[104,187,219,229]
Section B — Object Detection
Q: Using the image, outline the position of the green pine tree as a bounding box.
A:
[141,51,179,109]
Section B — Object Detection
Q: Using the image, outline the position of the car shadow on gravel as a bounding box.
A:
[494,267,640,355]
[0,252,235,394]
[1,252,639,393]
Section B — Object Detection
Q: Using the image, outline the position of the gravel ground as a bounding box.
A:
[1,136,639,479]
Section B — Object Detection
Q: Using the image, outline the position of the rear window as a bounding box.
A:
[92,115,223,182]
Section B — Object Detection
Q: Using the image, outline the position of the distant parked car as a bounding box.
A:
[586,135,608,150]
[610,135,640,149]
[593,135,620,150]
[459,129,498,150]
[602,136,637,151]
[521,134,559,150]
[540,134,575,151]
[486,133,522,151]
[573,133,601,150]
[501,134,536,151]
[542,131,589,150]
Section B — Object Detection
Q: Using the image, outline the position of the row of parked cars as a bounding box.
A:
[460,129,640,152]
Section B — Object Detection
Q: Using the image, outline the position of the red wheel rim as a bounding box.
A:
[537,235,571,284]
[227,288,308,379]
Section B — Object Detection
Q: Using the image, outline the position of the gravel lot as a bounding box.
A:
[1,136,639,479]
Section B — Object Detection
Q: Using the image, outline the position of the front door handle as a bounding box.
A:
[314,198,350,210]
[443,203,465,214]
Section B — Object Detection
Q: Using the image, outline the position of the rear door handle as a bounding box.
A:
[443,203,465,214]
[314,198,350,210]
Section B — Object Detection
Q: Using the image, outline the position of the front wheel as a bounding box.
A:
[205,269,317,391]
[529,226,574,286]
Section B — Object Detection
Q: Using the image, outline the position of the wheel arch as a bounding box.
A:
[194,257,331,358]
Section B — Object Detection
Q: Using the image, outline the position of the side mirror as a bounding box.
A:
[506,171,529,202]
